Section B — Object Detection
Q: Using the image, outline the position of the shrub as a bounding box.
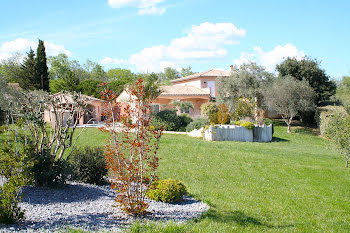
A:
[240,121,255,130]
[217,104,230,124]
[263,118,273,125]
[231,98,254,121]
[146,179,187,203]
[201,102,218,117]
[315,106,346,137]
[186,117,209,132]
[209,112,219,125]
[71,146,107,185]
[178,114,193,132]
[152,110,181,131]
[0,143,33,224]
[235,120,255,130]
[152,110,192,131]
[31,148,72,187]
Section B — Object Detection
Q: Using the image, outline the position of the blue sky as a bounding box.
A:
[0,0,349,79]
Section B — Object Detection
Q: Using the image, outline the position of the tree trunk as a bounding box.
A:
[287,124,291,133]
[346,157,349,168]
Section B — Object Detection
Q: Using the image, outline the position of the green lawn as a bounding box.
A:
[73,124,350,232]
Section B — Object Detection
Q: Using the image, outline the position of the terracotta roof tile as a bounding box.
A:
[171,69,231,83]
[159,85,210,96]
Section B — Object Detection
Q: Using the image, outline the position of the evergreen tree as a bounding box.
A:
[20,48,38,90]
[35,39,49,91]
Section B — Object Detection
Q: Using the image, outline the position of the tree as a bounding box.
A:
[336,76,350,113]
[77,79,103,98]
[35,39,49,91]
[263,76,315,133]
[216,62,274,122]
[171,100,194,114]
[20,48,37,90]
[91,64,107,81]
[137,73,162,100]
[159,67,180,84]
[0,53,23,83]
[107,68,136,95]
[102,79,163,215]
[276,57,336,105]
[49,69,80,93]
[181,66,194,77]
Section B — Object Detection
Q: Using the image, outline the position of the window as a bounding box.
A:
[151,104,160,114]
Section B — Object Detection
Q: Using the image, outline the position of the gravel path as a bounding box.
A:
[0,182,209,232]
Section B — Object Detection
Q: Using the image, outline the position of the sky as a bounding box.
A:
[0,0,349,79]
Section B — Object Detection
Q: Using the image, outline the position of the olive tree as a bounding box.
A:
[263,76,315,133]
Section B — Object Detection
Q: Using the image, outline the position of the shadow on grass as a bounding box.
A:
[271,137,289,142]
[202,209,294,229]
[294,127,319,136]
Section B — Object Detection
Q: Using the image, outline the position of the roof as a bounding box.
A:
[52,92,103,104]
[171,69,231,83]
[159,85,210,96]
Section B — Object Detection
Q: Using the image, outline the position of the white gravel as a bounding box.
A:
[0,182,209,232]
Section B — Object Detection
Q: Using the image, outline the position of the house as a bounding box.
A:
[44,92,104,127]
[116,68,231,118]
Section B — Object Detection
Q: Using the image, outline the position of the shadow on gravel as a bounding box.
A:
[0,212,127,232]
[21,183,114,204]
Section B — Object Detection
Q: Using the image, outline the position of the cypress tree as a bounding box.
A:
[35,39,49,91]
[20,48,38,90]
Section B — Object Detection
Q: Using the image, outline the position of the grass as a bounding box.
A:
[71,123,350,232]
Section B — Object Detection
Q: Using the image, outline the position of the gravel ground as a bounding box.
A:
[0,182,209,232]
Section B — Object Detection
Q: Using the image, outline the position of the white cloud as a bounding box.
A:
[100,57,128,65]
[100,22,246,72]
[108,0,166,15]
[0,38,72,61]
[234,43,305,72]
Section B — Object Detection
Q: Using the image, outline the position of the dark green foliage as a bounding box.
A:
[35,39,49,91]
[152,110,186,131]
[263,118,273,125]
[186,117,209,132]
[159,67,180,84]
[31,148,72,187]
[49,69,80,93]
[276,57,336,105]
[77,79,103,98]
[181,66,194,77]
[146,179,187,203]
[20,48,38,90]
[178,113,192,131]
[71,146,107,184]
[0,142,33,224]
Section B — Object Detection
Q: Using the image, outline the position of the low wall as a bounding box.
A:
[203,124,273,142]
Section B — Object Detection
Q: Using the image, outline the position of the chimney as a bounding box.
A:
[230,65,234,72]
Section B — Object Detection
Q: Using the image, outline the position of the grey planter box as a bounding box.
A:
[203,124,272,142]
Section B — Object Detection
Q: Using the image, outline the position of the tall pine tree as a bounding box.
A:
[35,39,49,91]
[20,48,38,90]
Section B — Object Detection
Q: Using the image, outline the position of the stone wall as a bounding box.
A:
[203,124,273,142]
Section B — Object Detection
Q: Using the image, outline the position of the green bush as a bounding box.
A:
[186,117,209,132]
[209,112,219,125]
[263,118,273,125]
[201,102,218,117]
[0,143,33,224]
[315,106,347,137]
[231,99,254,121]
[146,179,187,203]
[178,114,193,132]
[31,148,72,187]
[152,110,192,131]
[71,146,107,185]
[234,120,255,130]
